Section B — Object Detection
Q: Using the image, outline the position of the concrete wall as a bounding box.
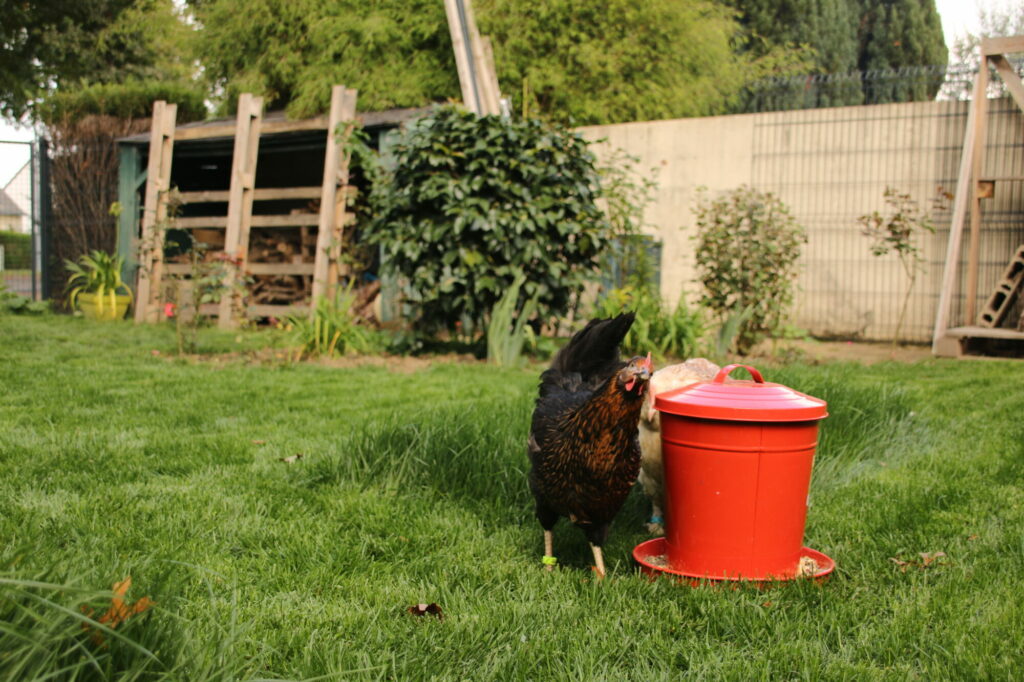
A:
[579,98,1019,343]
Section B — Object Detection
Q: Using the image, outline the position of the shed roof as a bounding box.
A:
[0,188,23,216]
[117,105,432,145]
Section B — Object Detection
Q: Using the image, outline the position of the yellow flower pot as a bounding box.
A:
[78,292,132,321]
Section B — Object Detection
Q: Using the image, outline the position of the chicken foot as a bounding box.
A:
[589,543,606,578]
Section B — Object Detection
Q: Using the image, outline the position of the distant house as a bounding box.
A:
[1,161,31,234]
[0,187,24,233]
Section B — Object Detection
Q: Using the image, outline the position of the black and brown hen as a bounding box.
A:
[527,313,653,577]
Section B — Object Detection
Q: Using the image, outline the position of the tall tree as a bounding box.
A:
[477,0,752,124]
[189,0,765,124]
[729,0,948,109]
[0,0,195,121]
[189,0,459,117]
[857,0,948,103]
[726,0,862,109]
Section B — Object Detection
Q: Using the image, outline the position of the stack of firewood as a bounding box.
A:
[249,227,315,305]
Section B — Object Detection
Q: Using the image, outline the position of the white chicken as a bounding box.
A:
[637,358,720,534]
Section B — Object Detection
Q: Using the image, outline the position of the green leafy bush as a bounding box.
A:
[0,231,30,270]
[0,284,49,315]
[37,80,207,125]
[693,186,806,354]
[363,106,612,334]
[593,285,704,359]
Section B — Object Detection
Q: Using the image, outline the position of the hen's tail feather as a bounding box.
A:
[549,313,635,380]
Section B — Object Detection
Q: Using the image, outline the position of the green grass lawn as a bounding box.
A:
[2,315,1023,680]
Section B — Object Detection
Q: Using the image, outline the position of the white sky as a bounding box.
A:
[0,0,1011,187]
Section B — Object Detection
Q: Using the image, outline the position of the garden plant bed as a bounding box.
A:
[2,315,1023,679]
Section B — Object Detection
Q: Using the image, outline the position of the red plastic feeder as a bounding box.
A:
[633,364,834,582]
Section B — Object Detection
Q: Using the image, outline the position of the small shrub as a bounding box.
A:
[163,233,250,355]
[693,186,806,354]
[0,231,31,269]
[858,186,943,346]
[594,285,704,359]
[0,284,49,315]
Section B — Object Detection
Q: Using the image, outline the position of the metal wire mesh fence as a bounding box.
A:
[0,140,40,300]
[582,63,1024,343]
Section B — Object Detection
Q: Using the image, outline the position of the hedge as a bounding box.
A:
[37,80,207,125]
[0,231,31,270]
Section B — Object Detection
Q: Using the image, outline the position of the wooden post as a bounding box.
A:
[444,0,502,116]
[931,83,981,355]
[218,93,264,328]
[462,1,500,115]
[965,58,990,323]
[134,100,177,323]
[444,0,481,114]
[480,36,504,115]
[312,86,358,307]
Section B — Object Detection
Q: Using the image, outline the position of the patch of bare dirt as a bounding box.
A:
[755,339,934,365]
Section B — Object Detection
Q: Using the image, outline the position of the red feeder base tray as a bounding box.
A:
[633,537,835,584]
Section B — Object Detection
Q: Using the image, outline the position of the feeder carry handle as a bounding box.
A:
[713,363,765,384]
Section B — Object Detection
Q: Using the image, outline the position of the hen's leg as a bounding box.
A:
[589,543,606,578]
[543,530,555,572]
[647,502,664,535]
[536,505,559,571]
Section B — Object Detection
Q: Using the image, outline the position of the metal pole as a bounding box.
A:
[38,138,52,301]
[29,140,37,300]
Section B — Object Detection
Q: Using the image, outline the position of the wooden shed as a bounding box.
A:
[116,88,427,326]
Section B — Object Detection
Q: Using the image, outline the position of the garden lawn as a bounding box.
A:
[1,315,1023,680]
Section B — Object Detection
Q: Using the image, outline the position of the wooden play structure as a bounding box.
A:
[933,37,1024,357]
[131,86,359,327]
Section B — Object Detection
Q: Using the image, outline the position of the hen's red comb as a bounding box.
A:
[641,352,653,372]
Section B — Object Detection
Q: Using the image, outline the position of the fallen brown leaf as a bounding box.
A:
[279,453,303,464]
[890,551,948,573]
[251,439,266,445]
[81,576,154,646]
[407,603,443,620]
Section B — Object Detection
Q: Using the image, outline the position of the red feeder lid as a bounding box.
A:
[655,364,828,422]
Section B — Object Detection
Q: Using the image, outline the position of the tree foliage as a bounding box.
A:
[693,186,806,354]
[0,0,195,121]
[476,0,751,125]
[730,0,948,109]
[857,0,948,103]
[362,106,612,333]
[189,0,459,117]
[941,1,1024,101]
[37,80,206,125]
[188,0,774,124]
